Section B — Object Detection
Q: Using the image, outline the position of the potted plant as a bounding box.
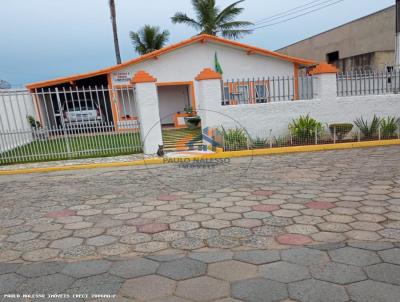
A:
[184,106,194,116]
[184,115,201,130]
[183,106,201,129]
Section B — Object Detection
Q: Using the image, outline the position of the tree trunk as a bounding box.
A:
[109,0,122,64]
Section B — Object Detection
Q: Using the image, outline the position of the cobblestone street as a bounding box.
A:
[1,146,400,301]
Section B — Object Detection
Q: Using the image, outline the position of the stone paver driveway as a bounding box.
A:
[1,146,400,301]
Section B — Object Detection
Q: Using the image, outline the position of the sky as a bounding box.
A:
[0,0,395,87]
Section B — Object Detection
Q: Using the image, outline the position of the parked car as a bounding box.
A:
[61,100,104,127]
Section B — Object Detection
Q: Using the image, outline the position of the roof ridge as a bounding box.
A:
[27,34,315,89]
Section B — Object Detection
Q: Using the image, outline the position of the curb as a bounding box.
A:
[1,139,399,175]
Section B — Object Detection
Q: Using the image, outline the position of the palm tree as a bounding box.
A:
[109,0,122,64]
[130,25,170,55]
[171,0,253,39]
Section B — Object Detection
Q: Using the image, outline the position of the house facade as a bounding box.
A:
[26,34,314,133]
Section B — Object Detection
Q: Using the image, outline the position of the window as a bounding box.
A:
[223,86,230,100]
[327,51,339,63]
[255,84,269,103]
[236,85,249,103]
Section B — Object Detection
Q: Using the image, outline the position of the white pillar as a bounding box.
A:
[133,71,163,154]
[195,68,223,148]
[310,62,338,100]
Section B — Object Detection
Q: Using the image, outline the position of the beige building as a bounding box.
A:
[277,6,395,72]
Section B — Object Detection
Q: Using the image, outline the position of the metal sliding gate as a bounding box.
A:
[0,86,142,165]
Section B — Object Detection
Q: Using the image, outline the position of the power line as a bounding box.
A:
[250,0,345,30]
[252,0,340,26]
[254,0,333,25]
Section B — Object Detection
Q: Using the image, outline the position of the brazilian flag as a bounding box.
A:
[215,52,223,75]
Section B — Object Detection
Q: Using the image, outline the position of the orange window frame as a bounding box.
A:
[223,80,271,105]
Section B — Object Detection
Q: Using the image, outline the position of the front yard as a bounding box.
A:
[0,132,142,165]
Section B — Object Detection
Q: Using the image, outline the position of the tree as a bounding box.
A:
[130,25,170,55]
[0,80,11,89]
[109,0,122,64]
[171,0,253,39]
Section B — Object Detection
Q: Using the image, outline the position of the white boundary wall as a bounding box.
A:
[199,76,400,139]
[212,95,400,138]
[0,89,36,153]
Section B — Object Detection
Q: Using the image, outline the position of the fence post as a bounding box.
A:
[358,129,361,142]
[269,129,272,148]
[132,71,163,154]
[195,68,223,149]
[398,121,400,139]
[55,88,71,157]
[333,125,336,144]
[315,125,318,145]
[309,62,338,100]
[378,125,381,140]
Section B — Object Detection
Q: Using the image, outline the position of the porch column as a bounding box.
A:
[132,71,163,154]
[310,62,338,100]
[195,68,222,148]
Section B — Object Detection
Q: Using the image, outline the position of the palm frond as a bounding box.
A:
[171,12,202,30]
[171,0,252,39]
[130,25,169,55]
[219,21,254,29]
[220,28,253,39]
[216,0,245,24]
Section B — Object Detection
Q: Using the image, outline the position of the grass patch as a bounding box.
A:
[1,132,142,165]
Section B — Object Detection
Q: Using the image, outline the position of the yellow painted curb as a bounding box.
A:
[1,139,399,175]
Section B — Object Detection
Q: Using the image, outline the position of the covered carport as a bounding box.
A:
[28,74,116,130]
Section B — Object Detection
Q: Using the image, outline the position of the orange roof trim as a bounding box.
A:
[131,71,157,84]
[310,62,338,75]
[195,68,222,81]
[26,34,316,89]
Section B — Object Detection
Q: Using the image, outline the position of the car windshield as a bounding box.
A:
[65,100,96,111]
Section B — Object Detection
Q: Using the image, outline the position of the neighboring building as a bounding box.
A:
[26,34,314,129]
[277,6,395,72]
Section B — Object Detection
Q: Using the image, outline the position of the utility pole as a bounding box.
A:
[396,0,400,67]
[109,0,122,64]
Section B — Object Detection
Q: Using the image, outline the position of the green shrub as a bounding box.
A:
[328,123,353,141]
[354,115,380,138]
[26,115,41,130]
[220,126,248,151]
[289,114,323,141]
[380,116,399,138]
[251,136,268,149]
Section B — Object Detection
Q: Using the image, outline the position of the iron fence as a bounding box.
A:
[337,70,400,96]
[221,75,314,105]
[0,86,142,165]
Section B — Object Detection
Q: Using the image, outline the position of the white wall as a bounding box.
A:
[205,95,400,139]
[116,90,137,118]
[112,41,295,109]
[135,82,163,154]
[157,85,190,124]
[0,90,36,153]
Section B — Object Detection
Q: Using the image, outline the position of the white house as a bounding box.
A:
[26,34,315,133]
[1,34,395,158]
